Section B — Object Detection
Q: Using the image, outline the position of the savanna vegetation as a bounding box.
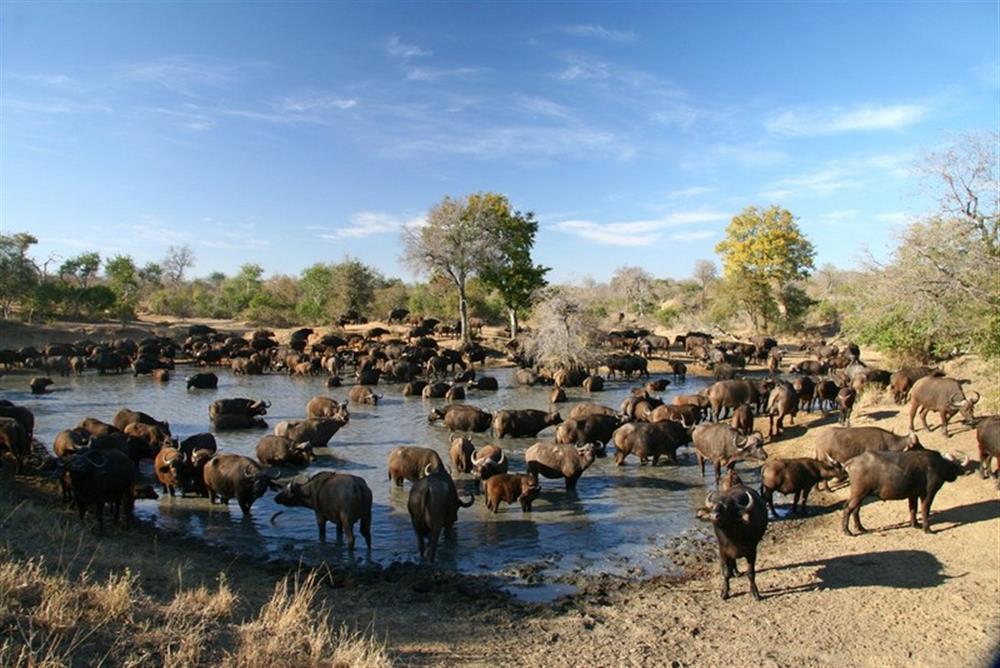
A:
[1,132,996,365]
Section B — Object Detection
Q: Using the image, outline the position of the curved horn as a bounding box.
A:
[90,452,108,469]
[263,400,272,408]
[735,491,754,511]
[679,414,692,429]
[496,449,505,466]
[949,392,966,408]
[471,452,483,467]
[968,391,981,404]
[423,463,434,477]
[705,491,719,507]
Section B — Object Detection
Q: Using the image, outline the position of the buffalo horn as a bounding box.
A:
[496,449,505,465]
[949,392,966,408]
[470,452,483,467]
[736,491,754,511]
[423,463,434,477]
[90,452,108,469]
[969,391,981,404]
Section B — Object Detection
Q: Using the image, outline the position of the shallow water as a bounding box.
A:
[2,366,721,582]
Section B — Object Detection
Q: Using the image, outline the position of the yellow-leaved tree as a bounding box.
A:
[715,205,816,332]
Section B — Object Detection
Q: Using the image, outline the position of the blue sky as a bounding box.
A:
[1,2,997,283]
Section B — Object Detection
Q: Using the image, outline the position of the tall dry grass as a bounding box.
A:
[0,488,392,668]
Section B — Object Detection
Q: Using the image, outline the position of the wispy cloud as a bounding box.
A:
[766,103,928,135]
[555,55,611,81]
[560,25,636,42]
[667,186,713,199]
[319,211,426,240]
[386,36,431,59]
[761,167,860,199]
[1,98,112,115]
[514,96,570,119]
[875,211,908,225]
[121,56,236,95]
[682,142,789,170]
[821,209,858,221]
[280,93,358,112]
[555,210,728,247]
[405,66,484,82]
[11,73,72,86]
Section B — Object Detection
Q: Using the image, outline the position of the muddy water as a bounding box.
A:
[2,367,721,584]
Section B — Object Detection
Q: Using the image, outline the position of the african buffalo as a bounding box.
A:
[814,427,921,465]
[706,484,768,600]
[582,375,605,392]
[706,380,759,421]
[53,427,91,458]
[556,414,622,448]
[422,382,451,399]
[0,417,30,472]
[837,387,857,426]
[112,408,171,436]
[889,366,944,404]
[760,458,843,517]
[186,372,218,390]
[568,402,618,421]
[484,474,540,513]
[908,376,980,437]
[976,416,999,479]
[275,472,373,549]
[255,435,315,466]
[766,381,799,438]
[274,418,347,448]
[471,445,508,480]
[0,401,34,440]
[68,448,137,532]
[730,404,754,436]
[492,409,562,438]
[202,453,277,515]
[387,446,446,485]
[469,376,499,391]
[154,446,191,496]
[348,385,381,405]
[407,469,474,561]
[842,449,968,535]
[692,423,767,481]
[525,442,597,491]
[428,404,493,433]
[612,420,689,466]
[449,436,476,474]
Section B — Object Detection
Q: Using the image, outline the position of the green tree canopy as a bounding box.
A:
[0,232,39,318]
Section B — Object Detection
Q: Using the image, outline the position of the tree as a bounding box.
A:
[610,266,655,318]
[715,205,815,331]
[330,257,383,316]
[104,254,141,321]
[59,252,101,317]
[219,263,265,316]
[0,232,39,318]
[297,263,334,322]
[524,290,602,371]
[162,244,196,284]
[692,259,717,311]
[476,198,548,339]
[402,193,505,342]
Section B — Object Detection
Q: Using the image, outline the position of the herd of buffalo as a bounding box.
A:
[1,322,998,601]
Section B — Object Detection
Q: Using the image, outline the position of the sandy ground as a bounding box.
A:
[1,317,998,667]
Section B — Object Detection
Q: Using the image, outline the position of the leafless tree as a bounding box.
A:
[162,244,196,285]
[692,259,717,310]
[610,266,655,317]
[524,290,602,372]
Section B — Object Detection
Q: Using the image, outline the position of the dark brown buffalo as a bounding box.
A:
[555,414,622,448]
[730,404,754,436]
[449,436,476,474]
[186,372,218,390]
[706,484,768,600]
[788,360,827,376]
[582,375,605,392]
[122,422,171,450]
[766,381,798,438]
[78,417,119,439]
[0,417,30,472]
[407,470,474,561]
[403,380,428,396]
[706,380,759,421]
[814,426,921,465]
[837,387,857,426]
[0,401,35,440]
[612,421,690,466]
[178,432,217,457]
[305,396,350,420]
[275,472,373,549]
[759,458,843,517]
[549,386,567,403]
[255,435,315,466]
[154,446,190,496]
[492,409,562,438]
[428,404,493,433]
[202,453,277,515]
[387,446,446,485]
[568,402,618,421]
[976,416,1000,479]
[469,376,499,391]
[274,418,347,448]
[53,427,91,458]
[348,385,381,405]
[908,376,980,437]
[29,377,53,394]
[112,408,171,436]
[525,442,597,491]
[889,366,944,404]
[208,398,270,421]
[68,448,137,533]
[692,423,767,481]
[842,449,968,535]
[648,403,700,426]
[815,379,840,413]
[792,376,816,412]
[484,474,540,513]
[422,382,451,398]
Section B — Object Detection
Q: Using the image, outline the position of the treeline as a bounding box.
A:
[1,133,995,363]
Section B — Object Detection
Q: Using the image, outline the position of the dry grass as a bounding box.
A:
[0,487,393,668]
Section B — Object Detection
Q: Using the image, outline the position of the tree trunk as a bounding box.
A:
[508,307,518,340]
[458,281,470,343]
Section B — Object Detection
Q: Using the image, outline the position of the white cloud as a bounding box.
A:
[667,186,713,199]
[821,209,858,221]
[555,211,728,247]
[121,57,235,95]
[320,211,425,240]
[386,36,431,59]
[670,230,716,241]
[560,25,636,42]
[13,73,71,86]
[515,96,570,119]
[762,167,860,199]
[875,211,908,225]
[280,93,357,112]
[766,103,928,135]
[405,66,483,82]
[555,55,611,81]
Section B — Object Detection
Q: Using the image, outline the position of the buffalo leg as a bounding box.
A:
[415,529,426,559]
[361,511,372,550]
[713,461,723,484]
[343,518,355,550]
[719,553,733,600]
[908,401,919,431]
[800,487,811,515]
[316,513,327,542]
[791,490,802,515]
[842,497,863,535]
[746,551,761,601]
[919,408,932,433]
[908,497,919,528]
[939,411,951,437]
[763,487,778,518]
[427,525,442,562]
[697,454,706,477]
[565,475,579,492]
[921,490,938,533]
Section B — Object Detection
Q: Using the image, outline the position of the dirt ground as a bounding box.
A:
[1,317,998,667]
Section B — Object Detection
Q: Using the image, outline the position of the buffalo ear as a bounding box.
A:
[157,465,171,473]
